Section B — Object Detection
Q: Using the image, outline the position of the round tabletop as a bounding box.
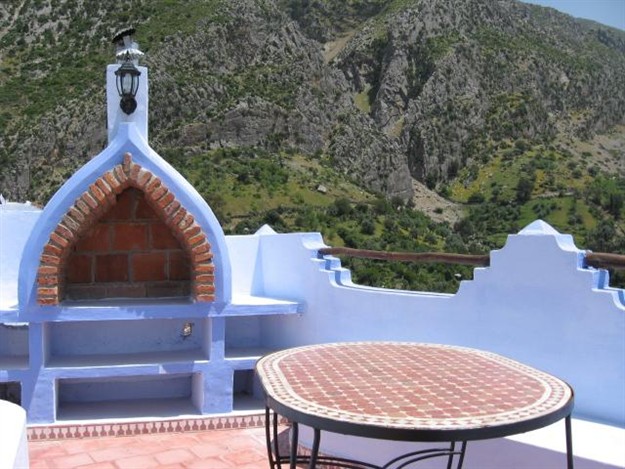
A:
[255,342,574,441]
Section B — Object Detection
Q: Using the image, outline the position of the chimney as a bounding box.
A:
[107,28,148,143]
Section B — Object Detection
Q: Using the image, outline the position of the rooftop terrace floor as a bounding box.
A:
[27,415,624,469]
[29,425,278,469]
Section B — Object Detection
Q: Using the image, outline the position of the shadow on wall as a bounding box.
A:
[0,382,21,405]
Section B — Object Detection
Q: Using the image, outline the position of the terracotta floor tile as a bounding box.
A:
[76,462,117,469]
[29,459,52,469]
[30,425,277,469]
[111,454,159,468]
[29,442,67,459]
[154,449,196,466]
[49,452,94,469]
[63,438,112,453]
[188,442,225,459]
[183,457,231,469]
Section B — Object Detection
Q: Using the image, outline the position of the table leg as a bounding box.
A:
[309,428,321,469]
[290,421,299,469]
[264,407,277,469]
[456,441,467,469]
[446,442,456,469]
[566,415,574,469]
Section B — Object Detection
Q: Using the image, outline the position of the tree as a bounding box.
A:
[607,192,623,219]
[516,176,534,203]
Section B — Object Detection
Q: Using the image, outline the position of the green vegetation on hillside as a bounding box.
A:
[163,145,475,293]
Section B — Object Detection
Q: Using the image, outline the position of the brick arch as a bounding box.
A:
[37,153,215,305]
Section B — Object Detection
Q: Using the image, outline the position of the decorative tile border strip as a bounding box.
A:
[27,412,271,441]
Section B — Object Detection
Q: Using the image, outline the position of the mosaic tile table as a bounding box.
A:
[255,342,575,469]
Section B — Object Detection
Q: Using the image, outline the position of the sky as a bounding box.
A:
[521,0,625,30]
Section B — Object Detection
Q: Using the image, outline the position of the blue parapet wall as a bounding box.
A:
[232,221,625,427]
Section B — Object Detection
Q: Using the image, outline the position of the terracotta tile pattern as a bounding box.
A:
[36,153,215,305]
[256,342,573,430]
[28,414,269,441]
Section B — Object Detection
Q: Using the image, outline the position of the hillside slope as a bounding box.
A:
[1,0,624,203]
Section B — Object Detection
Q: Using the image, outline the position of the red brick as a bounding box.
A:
[178,214,195,231]
[194,284,216,295]
[157,191,175,209]
[41,254,61,266]
[37,275,59,286]
[193,253,214,265]
[131,252,166,282]
[104,171,122,192]
[62,214,81,234]
[37,296,58,305]
[75,198,92,217]
[95,254,129,282]
[136,195,159,220]
[186,232,206,248]
[44,242,63,257]
[182,224,201,241]
[75,224,111,252]
[194,262,215,274]
[151,223,180,250]
[55,224,76,243]
[50,232,70,248]
[136,170,153,189]
[191,243,210,256]
[66,254,93,284]
[104,189,134,221]
[89,183,107,204]
[38,286,59,297]
[114,165,129,186]
[165,206,184,227]
[129,162,141,181]
[80,192,99,211]
[38,265,60,276]
[150,185,167,202]
[95,178,116,205]
[196,294,215,302]
[95,177,112,194]
[168,251,191,280]
[163,200,180,218]
[145,177,162,195]
[112,223,148,251]
[68,206,86,224]
[196,274,215,284]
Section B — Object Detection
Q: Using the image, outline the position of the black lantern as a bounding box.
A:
[115,53,141,115]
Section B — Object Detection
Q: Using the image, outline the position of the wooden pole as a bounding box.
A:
[318,247,490,267]
[318,248,625,270]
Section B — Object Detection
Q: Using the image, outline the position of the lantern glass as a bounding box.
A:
[115,62,141,97]
[114,60,141,115]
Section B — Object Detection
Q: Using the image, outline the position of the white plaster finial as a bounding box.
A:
[519,220,560,236]
[256,224,277,235]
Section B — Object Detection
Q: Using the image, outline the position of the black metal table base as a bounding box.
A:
[265,407,467,469]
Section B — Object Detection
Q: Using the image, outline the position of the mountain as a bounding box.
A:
[1,0,625,291]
